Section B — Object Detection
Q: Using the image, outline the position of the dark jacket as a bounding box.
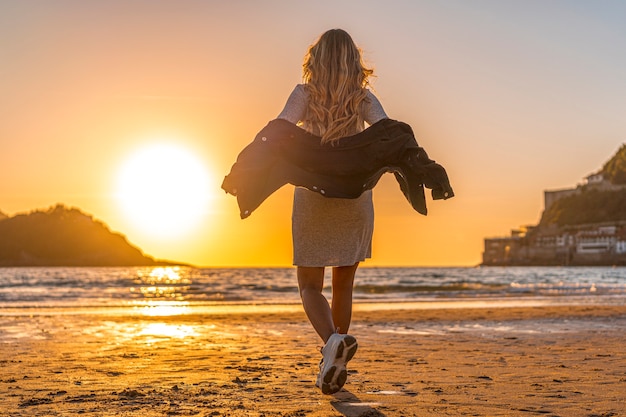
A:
[222,118,454,219]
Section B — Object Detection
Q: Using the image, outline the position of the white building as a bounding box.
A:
[575,227,617,254]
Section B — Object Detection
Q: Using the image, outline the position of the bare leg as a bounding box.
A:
[331,263,358,334]
[297,266,335,343]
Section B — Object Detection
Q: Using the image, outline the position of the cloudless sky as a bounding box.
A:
[1,0,625,267]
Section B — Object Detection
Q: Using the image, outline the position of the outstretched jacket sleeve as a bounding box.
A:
[222,118,454,219]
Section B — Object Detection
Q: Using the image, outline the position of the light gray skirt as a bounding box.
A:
[292,187,374,267]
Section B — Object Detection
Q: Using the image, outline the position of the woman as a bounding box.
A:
[276,29,388,395]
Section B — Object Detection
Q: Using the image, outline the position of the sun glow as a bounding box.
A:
[116,143,213,238]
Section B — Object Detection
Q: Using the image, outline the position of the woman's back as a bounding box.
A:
[277,29,388,268]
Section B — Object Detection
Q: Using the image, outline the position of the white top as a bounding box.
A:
[277,84,388,127]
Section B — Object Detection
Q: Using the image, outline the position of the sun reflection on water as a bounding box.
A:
[146,267,185,283]
[130,266,192,306]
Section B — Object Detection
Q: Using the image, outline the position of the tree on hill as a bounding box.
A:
[601,143,626,184]
[0,204,176,266]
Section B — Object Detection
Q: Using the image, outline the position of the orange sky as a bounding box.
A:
[1,1,625,267]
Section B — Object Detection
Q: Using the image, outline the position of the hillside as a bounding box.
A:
[601,143,626,184]
[0,205,178,267]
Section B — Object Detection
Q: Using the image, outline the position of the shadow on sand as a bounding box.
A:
[330,390,386,417]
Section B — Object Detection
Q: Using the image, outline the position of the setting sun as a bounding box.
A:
[115,143,213,238]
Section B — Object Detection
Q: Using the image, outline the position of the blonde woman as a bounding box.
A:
[277,29,388,395]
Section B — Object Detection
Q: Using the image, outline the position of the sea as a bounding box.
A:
[1,266,626,312]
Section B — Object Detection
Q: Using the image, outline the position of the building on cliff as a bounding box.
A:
[483,172,626,266]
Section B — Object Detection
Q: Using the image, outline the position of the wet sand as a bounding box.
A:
[1,303,625,416]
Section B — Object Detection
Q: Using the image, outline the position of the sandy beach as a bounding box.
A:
[1,302,625,416]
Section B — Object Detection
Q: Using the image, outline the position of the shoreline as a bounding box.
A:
[2,302,625,416]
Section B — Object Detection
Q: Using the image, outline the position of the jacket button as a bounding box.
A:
[261,136,267,141]
[312,186,318,190]
[320,189,326,195]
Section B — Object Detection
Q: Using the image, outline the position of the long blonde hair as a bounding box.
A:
[302,29,374,145]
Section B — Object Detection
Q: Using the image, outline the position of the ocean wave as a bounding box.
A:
[1,266,625,308]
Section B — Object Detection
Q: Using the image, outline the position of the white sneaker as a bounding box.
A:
[316,333,358,394]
